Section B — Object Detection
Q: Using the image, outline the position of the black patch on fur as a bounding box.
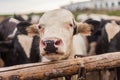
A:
[12,34,40,64]
[95,27,109,55]
[30,35,41,62]
[16,22,31,35]
[73,19,77,35]
[14,14,31,22]
[0,44,17,66]
[0,40,16,66]
[13,36,30,64]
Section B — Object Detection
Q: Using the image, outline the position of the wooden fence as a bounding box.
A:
[0,52,120,80]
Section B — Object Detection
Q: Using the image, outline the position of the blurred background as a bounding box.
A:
[0,0,120,22]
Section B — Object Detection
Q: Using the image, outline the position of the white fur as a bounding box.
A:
[41,57,50,62]
[9,18,20,23]
[8,28,17,38]
[72,34,87,57]
[105,21,120,42]
[21,15,29,21]
[17,35,33,58]
[31,15,40,24]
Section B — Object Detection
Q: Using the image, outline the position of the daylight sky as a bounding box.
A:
[0,0,89,14]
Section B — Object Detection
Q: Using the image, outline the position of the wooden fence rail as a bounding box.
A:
[0,52,120,80]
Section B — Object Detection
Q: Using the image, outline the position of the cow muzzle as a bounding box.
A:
[41,37,63,54]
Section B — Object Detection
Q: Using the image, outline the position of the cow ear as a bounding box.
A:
[76,22,91,36]
[16,21,32,34]
[17,21,31,28]
[84,19,100,26]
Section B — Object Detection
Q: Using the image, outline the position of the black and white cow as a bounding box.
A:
[12,22,41,64]
[82,18,120,80]
[0,21,41,66]
[0,18,20,66]
[95,20,120,80]
[84,19,101,56]
[0,14,40,41]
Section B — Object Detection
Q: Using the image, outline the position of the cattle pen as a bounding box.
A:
[0,52,120,80]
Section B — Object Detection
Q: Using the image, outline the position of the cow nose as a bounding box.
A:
[41,38,62,53]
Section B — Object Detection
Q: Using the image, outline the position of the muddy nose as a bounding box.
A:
[41,38,62,53]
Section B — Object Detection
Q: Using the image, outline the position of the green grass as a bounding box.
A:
[1,10,120,20]
[107,10,120,16]
[71,10,120,19]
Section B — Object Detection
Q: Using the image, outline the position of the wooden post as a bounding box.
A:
[0,52,120,80]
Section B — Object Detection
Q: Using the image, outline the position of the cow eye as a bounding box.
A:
[69,23,73,27]
[38,25,42,29]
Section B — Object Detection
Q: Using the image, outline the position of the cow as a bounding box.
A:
[108,27,120,80]
[12,22,41,64]
[0,16,41,66]
[0,18,20,67]
[0,21,41,66]
[38,9,91,79]
[0,14,40,41]
[83,19,101,56]
[84,19,113,56]
[95,20,120,80]
[82,18,120,80]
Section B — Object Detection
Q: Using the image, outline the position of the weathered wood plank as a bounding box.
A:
[0,52,120,80]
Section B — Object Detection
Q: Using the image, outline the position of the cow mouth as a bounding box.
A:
[42,52,64,56]
[42,52,65,61]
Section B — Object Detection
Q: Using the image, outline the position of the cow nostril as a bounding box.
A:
[55,40,62,46]
[41,40,55,47]
[41,40,46,46]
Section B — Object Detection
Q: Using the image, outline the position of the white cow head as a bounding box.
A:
[38,9,90,61]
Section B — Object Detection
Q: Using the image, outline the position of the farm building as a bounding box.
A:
[62,0,120,11]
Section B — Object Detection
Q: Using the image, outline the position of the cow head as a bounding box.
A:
[38,9,91,61]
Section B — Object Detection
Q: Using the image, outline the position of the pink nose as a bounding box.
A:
[41,38,62,53]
